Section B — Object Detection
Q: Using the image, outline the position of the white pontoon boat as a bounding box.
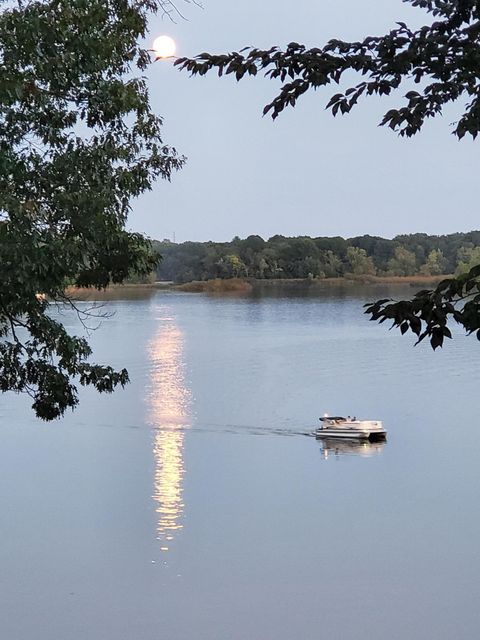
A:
[316,415,386,441]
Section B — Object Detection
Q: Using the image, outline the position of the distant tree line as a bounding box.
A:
[152,231,480,283]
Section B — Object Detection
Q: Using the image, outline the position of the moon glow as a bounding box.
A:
[152,35,177,59]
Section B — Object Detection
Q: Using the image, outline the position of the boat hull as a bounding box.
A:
[316,428,386,441]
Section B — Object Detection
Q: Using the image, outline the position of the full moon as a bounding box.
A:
[152,35,176,59]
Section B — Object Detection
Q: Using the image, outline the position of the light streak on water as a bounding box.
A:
[147,319,191,552]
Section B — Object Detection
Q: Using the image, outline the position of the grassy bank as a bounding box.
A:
[248,274,448,287]
[174,274,448,293]
[63,274,448,300]
[63,282,172,301]
[173,278,253,293]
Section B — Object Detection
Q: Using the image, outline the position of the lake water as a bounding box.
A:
[1,287,480,640]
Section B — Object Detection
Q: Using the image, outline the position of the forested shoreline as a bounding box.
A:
[153,232,480,284]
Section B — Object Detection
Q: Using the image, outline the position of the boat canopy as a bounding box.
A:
[320,416,346,422]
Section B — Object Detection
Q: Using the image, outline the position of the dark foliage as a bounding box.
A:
[0,1,184,418]
[176,1,480,139]
[365,264,480,349]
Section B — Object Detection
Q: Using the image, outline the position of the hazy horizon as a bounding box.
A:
[151,228,480,245]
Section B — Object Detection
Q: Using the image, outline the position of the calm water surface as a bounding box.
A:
[1,288,480,639]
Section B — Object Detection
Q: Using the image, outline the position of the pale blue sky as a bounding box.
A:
[130,0,480,243]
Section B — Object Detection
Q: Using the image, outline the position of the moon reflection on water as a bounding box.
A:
[147,318,191,552]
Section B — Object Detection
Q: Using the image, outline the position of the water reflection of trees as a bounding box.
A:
[148,321,191,552]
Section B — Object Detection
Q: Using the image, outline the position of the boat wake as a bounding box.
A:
[152,422,313,439]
